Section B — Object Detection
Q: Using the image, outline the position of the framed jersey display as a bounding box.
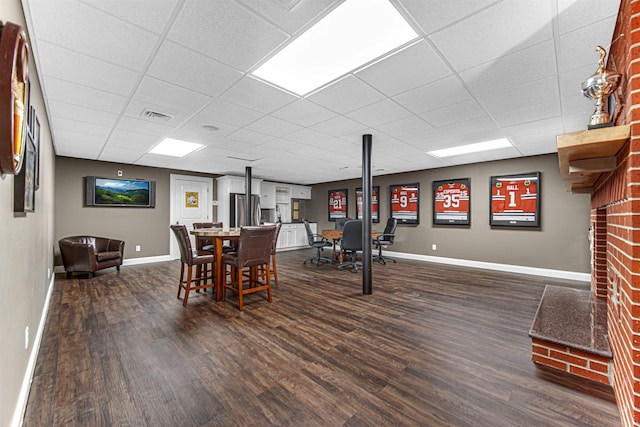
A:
[433,178,470,225]
[390,183,419,225]
[328,189,348,221]
[490,172,540,227]
[356,186,379,223]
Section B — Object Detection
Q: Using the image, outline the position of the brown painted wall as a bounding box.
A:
[54,156,219,261]
[308,153,591,273]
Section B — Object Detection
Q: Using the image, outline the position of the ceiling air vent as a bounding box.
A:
[141,109,173,122]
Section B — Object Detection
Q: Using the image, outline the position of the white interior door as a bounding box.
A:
[170,174,213,259]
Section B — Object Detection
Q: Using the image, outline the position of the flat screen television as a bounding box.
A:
[85,176,156,207]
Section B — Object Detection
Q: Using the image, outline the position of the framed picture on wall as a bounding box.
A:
[328,189,348,221]
[14,131,36,214]
[490,172,540,227]
[433,178,470,225]
[390,183,419,224]
[356,186,379,223]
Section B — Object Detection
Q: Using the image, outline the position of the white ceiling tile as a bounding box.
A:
[44,77,128,113]
[52,117,111,139]
[81,0,180,34]
[246,116,303,136]
[116,117,175,137]
[346,99,412,127]
[356,40,452,96]
[393,75,472,114]
[237,0,340,35]
[478,76,560,116]
[398,0,497,35]
[147,40,243,97]
[433,117,499,142]
[134,153,174,168]
[429,1,553,71]
[227,128,273,145]
[307,75,385,114]
[167,0,289,70]
[271,99,338,127]
[557,0,621,35]
[311,116,368,137]
[220,76,298,114]
[48,100,119,128]
[460,40,557,98]
[98,146,147,163]
[130,76,212,116]
[557,16,618,73]
[107,129,161,149]
[35,41,139,96]
[420,99,487,128]
[190,100,264,128]
[29,0,159,71]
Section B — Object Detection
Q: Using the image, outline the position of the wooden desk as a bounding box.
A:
[191,228,240,301]
[321,229,378,264]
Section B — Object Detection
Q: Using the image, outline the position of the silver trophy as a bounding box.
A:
[581,46,621,128]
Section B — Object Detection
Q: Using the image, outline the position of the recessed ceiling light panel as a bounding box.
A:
[251,0,418,95]
[427,138,513,158]
[149,138,203,157]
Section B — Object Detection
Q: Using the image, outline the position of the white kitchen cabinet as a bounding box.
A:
[290,184,311,199]
[275,185,291,203]
[277,222,315,250]
[261,181,276,209]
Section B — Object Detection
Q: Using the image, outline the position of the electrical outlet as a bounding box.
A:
[432,244,437,251]
[135,245,141,252]
[47,267,51,279]
[25,327,29,349]
[117,170,123,176]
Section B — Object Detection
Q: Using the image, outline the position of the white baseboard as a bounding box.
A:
[123,255,172,266]
[388,251,591,282]
[12,273,55,427]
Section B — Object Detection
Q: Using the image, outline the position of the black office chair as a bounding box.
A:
[373,217,398,264]
[303,219,333,265]
[335,217,352,230]
[338,220,363,273]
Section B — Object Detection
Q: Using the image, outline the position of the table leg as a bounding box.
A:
[215,237,223,301]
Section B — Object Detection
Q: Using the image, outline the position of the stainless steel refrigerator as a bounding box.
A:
[230,193,261,227]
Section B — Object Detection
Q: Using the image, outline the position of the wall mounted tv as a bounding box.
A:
[85,176,156,207]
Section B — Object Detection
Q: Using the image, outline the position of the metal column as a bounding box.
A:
[362,134,372,295]
[245,166,252,226]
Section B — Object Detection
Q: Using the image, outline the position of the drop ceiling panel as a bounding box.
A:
[167,0,289,70]
[271,99,338,127]
[307,75,385,114]
[237,0,340,35]
[311,116,368,138]
[81,0,181,34]
[557,0,620,35]
[43,77,128,114]
[398,0,498,35]
[557,16,618,73]
[48,100,119,128]
[460,40,557,98]
[346,99,413,128]
[98,146,149,163]
[246,116,303,137]
[28,0,159,71]
[128,76,212,118]
[227,128,274,145]
[35,41,139,96]
[147,40,243,97]
[52,117,111,139]
[115,117,175,137]
[420,99,487,128]
[429,0,553,71]
[191,100,263,128]
[220,76,297,114]
[355,40,452,97]
[393,75,472,115]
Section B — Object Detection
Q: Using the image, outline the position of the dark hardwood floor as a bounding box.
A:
[23,250,620,426]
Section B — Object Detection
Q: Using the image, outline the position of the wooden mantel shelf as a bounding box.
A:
[557,124,630,192]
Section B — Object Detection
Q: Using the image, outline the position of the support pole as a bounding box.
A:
[245,167,252,226]
[362,134,372,295]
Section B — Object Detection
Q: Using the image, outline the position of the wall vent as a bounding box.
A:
[141,109,173,122]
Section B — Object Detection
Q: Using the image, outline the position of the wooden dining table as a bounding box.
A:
[321,229,378,264]
[190,227,240,301]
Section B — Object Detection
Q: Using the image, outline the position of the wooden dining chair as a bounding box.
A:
[170,225,216,307]
[221,225,276,310]
[258,222,282,286]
